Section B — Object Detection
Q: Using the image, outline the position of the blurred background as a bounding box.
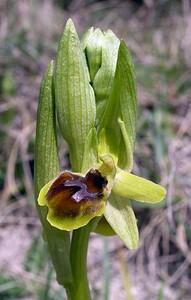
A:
[0,0,191,299]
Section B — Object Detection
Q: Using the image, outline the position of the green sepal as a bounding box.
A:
[113,170,166,203]
[55,19,96,172]
[93,216,116,236]
[34,61,72,286]
[104,192,139,249]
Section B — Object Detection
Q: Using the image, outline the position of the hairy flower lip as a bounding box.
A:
[37,168,108,230]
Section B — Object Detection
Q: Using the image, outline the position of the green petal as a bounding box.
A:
[113,170,166,203]
[104,192,139,249]
[118,118,133,172]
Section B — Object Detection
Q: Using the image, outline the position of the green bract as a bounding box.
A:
[55,20,96,172]
[36,18,166,256]
[34,61,72,285]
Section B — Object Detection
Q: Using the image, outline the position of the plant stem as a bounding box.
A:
[66,218,99,300]
[103,237,110,300]
[69,226,92,300]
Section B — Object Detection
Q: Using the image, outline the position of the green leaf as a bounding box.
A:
[113,170,166,203]
[34,61,72,286]
[55,19,96,172]
[104,192,139,249]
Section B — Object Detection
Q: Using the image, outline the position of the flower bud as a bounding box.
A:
[82,28,104,82]
[83,29,120,125]
[83,27,137,172]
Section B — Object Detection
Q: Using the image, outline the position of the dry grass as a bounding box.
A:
[0,0,191,299]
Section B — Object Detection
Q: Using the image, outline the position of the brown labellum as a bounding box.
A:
[46,169,108,218]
